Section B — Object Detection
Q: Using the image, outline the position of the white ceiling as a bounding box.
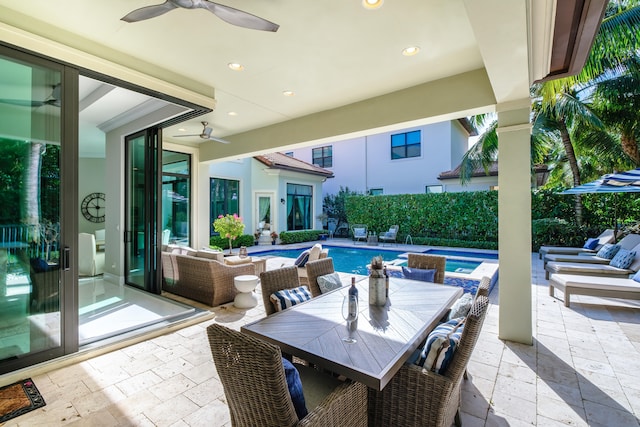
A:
[0,0,548,149]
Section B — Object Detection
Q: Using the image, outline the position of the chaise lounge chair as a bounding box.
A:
[543,233,640,267]
[549,273,640,307]
[538,228,615,259]
[544,242,640,280]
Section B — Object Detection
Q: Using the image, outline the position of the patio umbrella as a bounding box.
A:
[561,169,640,239]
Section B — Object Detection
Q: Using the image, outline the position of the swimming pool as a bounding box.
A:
[252,246,480,275]
[422,248,498,260]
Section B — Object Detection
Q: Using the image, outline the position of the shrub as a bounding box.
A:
[279,230,326,244]
[209,234,255,249]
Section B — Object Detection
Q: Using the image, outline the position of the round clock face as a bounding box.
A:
[81,192,106,223]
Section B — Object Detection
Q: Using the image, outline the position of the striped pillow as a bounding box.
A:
[417,317,465,374]
[270,286,312,312]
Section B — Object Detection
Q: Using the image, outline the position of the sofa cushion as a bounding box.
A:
[317,272,343,294]
[294,250,311,267]
[583,237,599,250]
[282,357,308,419]
[610,249,636,269]
[402,266,436,283]
[196,250,224,262]
[596,243,621,260]
[417,317,465,374]
[270,286,312,312]
[448,293,474,320]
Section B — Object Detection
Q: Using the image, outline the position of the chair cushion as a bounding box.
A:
[294,250,311,267]
[282,358,308,419]
[354,228,366,236]
[317,272,343,294]
[383,231,394,238]
[448,292,474,320]
[610,249,636,269]
[417,317,465,374]
[596,243,621,260]
[633,270,640,283]
[402,266,436,282]
[583,237,599,250]
[270,286,313,312]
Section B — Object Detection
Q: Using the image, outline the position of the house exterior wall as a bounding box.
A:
[439,176,498,192]
[288,121,473,197]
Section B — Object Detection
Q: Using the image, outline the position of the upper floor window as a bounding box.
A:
[425,185,443,194]
[369,188,383,195]
[312,146,332,168]
[391,130,421,159]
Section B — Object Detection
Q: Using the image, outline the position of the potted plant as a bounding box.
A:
[270,231,278,245]
[213,213,245,255]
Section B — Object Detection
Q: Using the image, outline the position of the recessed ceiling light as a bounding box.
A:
[178,128,186,132]
[228,62,244,71]
[362,0,383,10]
[283,90,295,97]
[402,46,420,56]
[228,111,238,116]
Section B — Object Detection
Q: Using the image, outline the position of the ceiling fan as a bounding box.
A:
[0,84,61,108]
[173,121,231,144]
[121,0,279,32]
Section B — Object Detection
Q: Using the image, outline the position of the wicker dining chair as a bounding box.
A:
[260,266,302,316]
[367,295,490,427]
[304,257,336,296]
[207,323,368,427]
[407,253,446,284]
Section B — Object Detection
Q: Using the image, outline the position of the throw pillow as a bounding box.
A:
[583,237,599,250]
[632,270,640,283]
[448,293,474,320]
[270,286,312,312]
[402,266,436,282]
[282,357,308,419]
[596,243,621,260]
[317,272,343,294]
[610,249,636,269]
[294,250,311,268]
[417,317,465,374]
[354,227,365,236]
[308,243,323,261]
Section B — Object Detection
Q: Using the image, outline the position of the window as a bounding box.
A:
[391,130,421,159]
[210,178,240,235]
[284,152,294,157]
[425,185,443,194]
[312,146,332,168]
[286,183,313,230]
[369,188,383,195]
[162,151,191,245]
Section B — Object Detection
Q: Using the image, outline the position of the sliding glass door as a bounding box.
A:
[0,46,77,373]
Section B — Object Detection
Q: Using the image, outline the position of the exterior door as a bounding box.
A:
[125,129,162,293]
[256,193,273,234]
[0,46,78,374]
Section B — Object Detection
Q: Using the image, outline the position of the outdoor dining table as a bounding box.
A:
[241,277,463,391]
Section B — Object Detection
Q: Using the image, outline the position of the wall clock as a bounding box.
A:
[81,192,106,223]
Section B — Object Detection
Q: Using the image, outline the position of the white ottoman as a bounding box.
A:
[234,275,259,309]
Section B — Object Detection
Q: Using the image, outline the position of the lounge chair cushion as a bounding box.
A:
[633,270,640,283]
[448,293,474,320]
[417,317,465,374]
[402,266,436,283]
[610,249,636,269]
[583,238,600,250]
[596,243,621,260]
[294,249,311,267]
[282,357,308,419]
[317,272,343,294]
[270,285,312,312]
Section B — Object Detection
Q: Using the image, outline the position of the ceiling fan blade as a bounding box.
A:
[200,1,279,32]
[0,99,46,107]
[208,136,231,144]
[121,1,177,23]
[172,134,200,138]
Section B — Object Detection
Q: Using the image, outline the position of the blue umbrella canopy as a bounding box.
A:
[562,168,640,194]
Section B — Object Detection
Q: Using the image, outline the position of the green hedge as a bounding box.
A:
[279,230,326,244]
[209,234,256,249]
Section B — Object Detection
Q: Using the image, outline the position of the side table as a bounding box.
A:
[367,235,378,246]
[234,275,259,309]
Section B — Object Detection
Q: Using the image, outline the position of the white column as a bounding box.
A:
[497,101,532,344]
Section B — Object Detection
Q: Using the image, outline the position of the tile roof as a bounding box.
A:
[438,161,548,179]
[254,152,334,178]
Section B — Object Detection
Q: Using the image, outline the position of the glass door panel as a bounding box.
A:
[0,53,63,366]
[161,151,190,247]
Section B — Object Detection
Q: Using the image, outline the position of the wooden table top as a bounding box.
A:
[242,277,463,390]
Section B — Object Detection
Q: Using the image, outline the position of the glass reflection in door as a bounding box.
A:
[0,54,63,363]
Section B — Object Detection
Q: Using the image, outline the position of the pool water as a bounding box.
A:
[252,246,480,275]
[423,248,498,260]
